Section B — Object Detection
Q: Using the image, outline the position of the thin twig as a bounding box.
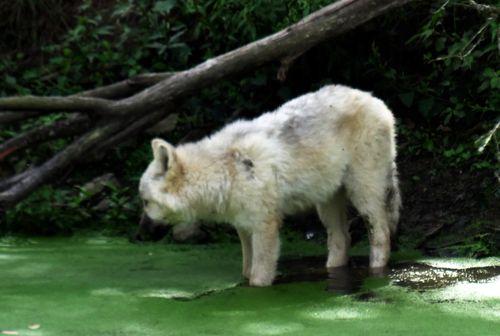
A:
[462,0,500,16]
[432,19,490,62]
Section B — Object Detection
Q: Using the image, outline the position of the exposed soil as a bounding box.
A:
[397,155,499,256]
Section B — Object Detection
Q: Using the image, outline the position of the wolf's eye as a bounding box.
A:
[143,200,150,207]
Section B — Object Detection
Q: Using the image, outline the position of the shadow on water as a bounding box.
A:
[276,256,500,296]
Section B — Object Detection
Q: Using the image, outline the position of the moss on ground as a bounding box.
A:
[0,237,498,336]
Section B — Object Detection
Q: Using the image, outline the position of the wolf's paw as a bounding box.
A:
[326,254,349,268]
[249,273,274,287]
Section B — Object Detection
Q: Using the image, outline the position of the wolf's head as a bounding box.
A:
[138,138,191,227]
[137,137,233,241]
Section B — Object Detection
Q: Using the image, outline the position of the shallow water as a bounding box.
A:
[0,237,498,336]
[278,255,500,293]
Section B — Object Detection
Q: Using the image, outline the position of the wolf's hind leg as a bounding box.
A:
[237,228,252,279]
[316,189,350,268]
[345,170,393,269]
[249,217,281,287]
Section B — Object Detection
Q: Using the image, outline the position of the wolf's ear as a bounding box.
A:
[151,138,176,172]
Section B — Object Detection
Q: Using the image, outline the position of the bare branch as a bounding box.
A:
[79,71,174,99]
[0,115,90,161]
[277,51,307,82]
[89,109,170,157]
[0,169,34,192]
[0,111,43,124]
[146,113,178,135]
[0,71,174,123]
[432,19,491,62]
[0,96,112,113]
[462,1,500,16]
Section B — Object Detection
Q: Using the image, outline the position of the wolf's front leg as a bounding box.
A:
[249,218,281,287]
[236,228,252,279]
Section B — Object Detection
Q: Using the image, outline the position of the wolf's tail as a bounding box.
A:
[387,162,401,236]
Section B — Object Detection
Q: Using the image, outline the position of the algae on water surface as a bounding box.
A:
[0,237,498,336]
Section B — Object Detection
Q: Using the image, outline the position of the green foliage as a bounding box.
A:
[432,219,499,258]
[442,233,496,258]
[409,1,498,125]
[376,0,499,171]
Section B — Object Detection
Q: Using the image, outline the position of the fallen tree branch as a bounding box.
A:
[78,71,175,99]
[0,115,90,161]
[0,95,112,113]
[0,111,43,124]
[0,71,174,123]
[89,109,169,158]
[0,169,34,192]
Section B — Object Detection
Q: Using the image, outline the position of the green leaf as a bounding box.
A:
[423,138,434,151]
[443,149,455,158]
[112,2,133,17]
[22,70,38,80]
[5,75,16,86]
[96,25,113,36]
[153,0,177,14]
[435,37,446,52]
[490,76,500,89]
[399,92,414,108]
[483,68,495,77]
[250,73,267,86]
[418,98,435,117]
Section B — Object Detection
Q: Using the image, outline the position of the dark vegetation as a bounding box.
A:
[0,0,498,256]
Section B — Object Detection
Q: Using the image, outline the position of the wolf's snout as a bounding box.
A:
[134,213,153,241]
[133,213,170,242]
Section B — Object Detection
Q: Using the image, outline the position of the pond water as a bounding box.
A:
[0,237,498,336]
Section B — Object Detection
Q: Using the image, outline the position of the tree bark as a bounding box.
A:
[0,0,414,210]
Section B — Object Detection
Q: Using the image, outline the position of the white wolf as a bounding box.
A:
[139,84,401,286]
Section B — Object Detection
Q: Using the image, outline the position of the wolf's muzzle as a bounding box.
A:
[133,213,170,242]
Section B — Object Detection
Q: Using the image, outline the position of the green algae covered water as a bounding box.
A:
[0,237,499,336]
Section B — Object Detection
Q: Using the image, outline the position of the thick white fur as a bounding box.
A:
[139,84,401,286]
